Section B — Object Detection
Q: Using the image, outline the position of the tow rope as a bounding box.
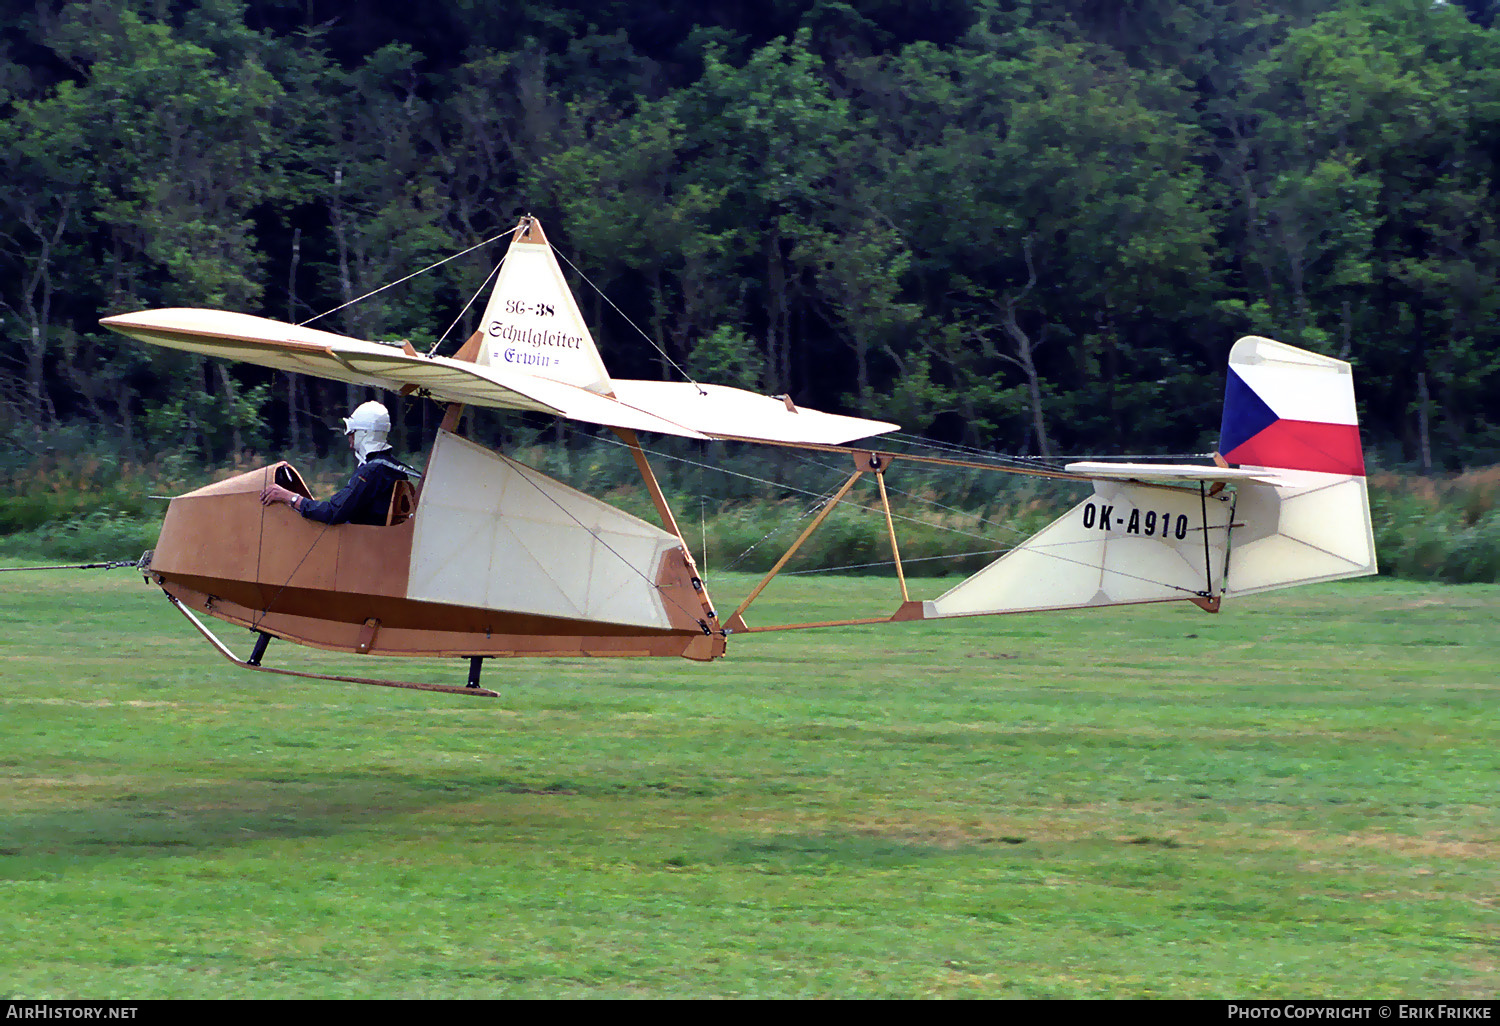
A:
[0,557,141,573]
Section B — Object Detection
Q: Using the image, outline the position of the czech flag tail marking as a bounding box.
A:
[1218,337,1365,477]
[1213,336,1377,595]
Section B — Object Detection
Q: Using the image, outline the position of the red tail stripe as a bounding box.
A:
[1224,420,1365,476]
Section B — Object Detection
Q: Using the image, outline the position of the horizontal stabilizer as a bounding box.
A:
[1064,461,1283,485]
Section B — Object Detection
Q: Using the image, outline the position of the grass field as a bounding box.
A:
[1,561,1496,998]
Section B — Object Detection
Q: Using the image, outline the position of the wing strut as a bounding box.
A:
[874,457,909,603]
[726,462,867,628]
[724,451,925,634]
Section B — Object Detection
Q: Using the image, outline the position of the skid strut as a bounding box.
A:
[163,594,499,698]
[247,631,272,667]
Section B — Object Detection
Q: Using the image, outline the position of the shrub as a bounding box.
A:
[0,510,159,563]
[1368,470,1500,583]
[1,425,1495,584]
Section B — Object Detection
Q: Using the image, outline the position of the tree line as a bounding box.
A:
[2,0,1498,470]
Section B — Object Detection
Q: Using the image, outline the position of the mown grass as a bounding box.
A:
[0,563,1495,998]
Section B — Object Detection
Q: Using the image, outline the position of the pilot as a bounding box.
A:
[260,401,415,525]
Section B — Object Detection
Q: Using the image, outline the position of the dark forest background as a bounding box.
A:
[2,0,1499,471]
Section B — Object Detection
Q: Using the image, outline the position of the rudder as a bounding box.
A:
[1218,337,1377,595]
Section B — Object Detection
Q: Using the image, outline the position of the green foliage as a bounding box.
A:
[686,325,763,391]
[1368,469,1500,583]
[139,365,272,457]
[3,0,1500,466]
[0,510,158,561]
[0,445,166,534]
[3,418,1497,585]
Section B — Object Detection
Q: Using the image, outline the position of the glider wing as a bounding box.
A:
[99,310,898,444]
[610,380,898,446]
[99,308,710,439]
[101,218,898,447]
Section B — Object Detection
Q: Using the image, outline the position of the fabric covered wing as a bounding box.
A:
[335,350,709,438]
[610,380,898,446]
[102,308,892,444]
[100,308,411,389]
[100,308,709,439]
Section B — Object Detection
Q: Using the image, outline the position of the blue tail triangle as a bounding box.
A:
[1219,368,1278,455]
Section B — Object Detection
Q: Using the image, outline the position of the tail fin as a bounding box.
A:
[474,216,616,396]
[1216,336,1377,596]
[917,336,1376,622]
[1219,336,1364,475]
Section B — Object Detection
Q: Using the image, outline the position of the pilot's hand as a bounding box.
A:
[260,483,300,509]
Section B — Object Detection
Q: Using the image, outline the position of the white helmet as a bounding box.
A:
[342,401,392,463]
[342,401,391,435]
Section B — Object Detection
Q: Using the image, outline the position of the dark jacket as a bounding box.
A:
[298,452,413,526]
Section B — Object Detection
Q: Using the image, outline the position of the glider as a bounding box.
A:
[100,217,1378,697]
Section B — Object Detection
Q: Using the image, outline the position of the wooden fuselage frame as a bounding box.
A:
[146,422,726,663]
[145,413,1236,678]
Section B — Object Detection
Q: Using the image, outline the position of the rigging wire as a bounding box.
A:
[548,244,706,393]
[286,222,1216,474]
[301,224,1227,602]
[884,431,1214,467]
[883,431,1061,468]
[298,224,523,332]
[783,446,1064,544]
[699,438,709,577]
[550,422,858,576]
[772,446,1215,594]
[715,479,851,575]
[428,255,506,356]
[576,427,1022,549]
[252,514,337,632]
[781,549,1009,575]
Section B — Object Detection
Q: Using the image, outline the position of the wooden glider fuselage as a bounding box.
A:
[146,432,725,662]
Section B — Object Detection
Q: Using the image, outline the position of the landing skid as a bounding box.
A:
[165,594,500,698]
